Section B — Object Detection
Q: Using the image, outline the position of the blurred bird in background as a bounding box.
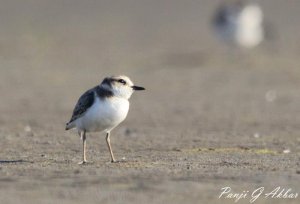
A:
[212,0,265,49]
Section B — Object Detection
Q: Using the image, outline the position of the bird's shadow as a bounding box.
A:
[0,160,32,164]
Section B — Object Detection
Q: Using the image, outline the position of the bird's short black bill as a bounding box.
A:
[132,86,145,91]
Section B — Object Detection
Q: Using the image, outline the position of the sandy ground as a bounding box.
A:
[0,1,300,203]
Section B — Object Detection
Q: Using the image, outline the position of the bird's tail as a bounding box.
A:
[65,121,75,130]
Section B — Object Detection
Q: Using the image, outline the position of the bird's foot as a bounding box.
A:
[111,157,126,163]
[78,160,89,165]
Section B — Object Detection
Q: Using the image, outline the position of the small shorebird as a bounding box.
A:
[65,75,145,164]
[212,0,264,48]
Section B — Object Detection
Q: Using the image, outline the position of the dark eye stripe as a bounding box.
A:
[118,79,126,85]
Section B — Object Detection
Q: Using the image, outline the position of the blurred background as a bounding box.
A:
[1,0,300,142]
[0,0,300,203]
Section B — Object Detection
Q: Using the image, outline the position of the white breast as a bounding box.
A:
[236,5,264,48]
[75,96,129,132]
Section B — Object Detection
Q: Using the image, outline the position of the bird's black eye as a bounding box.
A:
[118,79,126,85]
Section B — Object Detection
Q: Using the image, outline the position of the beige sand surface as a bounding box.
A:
[0,1,299,203]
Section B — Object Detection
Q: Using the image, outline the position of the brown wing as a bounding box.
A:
[68,88,95,123]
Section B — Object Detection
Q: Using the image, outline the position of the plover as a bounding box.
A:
[65,75,145,164]
[212,0,264,48]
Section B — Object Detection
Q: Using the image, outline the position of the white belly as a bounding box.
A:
[75,97,129,132]
[236,24,263,48]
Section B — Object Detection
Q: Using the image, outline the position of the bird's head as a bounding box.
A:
[100,75,145,99]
